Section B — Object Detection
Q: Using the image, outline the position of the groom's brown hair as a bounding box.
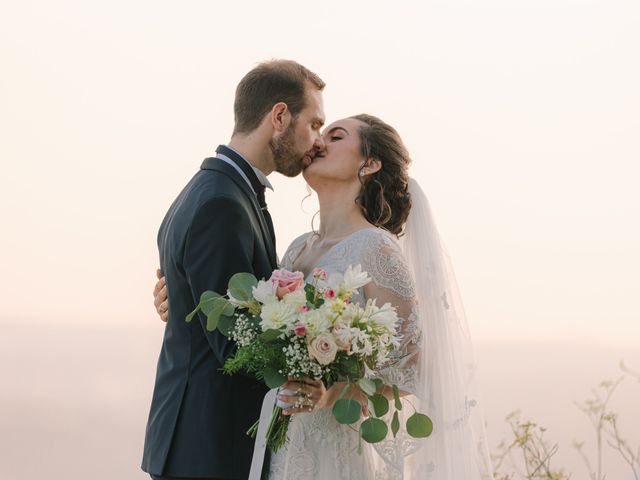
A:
[233,59,325,135]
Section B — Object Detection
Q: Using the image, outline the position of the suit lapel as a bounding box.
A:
[200,158,278,267]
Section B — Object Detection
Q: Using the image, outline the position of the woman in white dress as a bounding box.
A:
[154,114,493,480]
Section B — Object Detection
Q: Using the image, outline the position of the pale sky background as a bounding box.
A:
[1,0,639,479]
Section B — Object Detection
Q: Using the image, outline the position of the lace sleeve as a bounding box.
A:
[361,231,422,395]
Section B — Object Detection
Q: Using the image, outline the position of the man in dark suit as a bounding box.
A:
[142,60,326,480]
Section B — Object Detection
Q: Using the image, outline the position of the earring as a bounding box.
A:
[359,170,366,177]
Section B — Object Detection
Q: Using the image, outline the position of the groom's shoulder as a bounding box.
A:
[183,164,247,205]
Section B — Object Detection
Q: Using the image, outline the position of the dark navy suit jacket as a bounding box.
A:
[142,157,276,479]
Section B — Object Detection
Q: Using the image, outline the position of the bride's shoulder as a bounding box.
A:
[286,231,314,251]
[355,227,402,253]
[280,231,314,268]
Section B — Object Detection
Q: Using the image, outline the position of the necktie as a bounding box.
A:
[215,145,277,251]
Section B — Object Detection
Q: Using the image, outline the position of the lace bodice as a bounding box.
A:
[269,228,422,480]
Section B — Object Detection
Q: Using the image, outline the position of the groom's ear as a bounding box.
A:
[270,102,292,133]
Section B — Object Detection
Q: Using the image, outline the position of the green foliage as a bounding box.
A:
[406,413,433,438]
[217,314,236,337]
[360,417,388,443]
[333,398,362,424]
[259,329,282,343]
[369,393,390,417]
[205,298,231,331]
[186,290,224,323]
[358,378,377,396]
[392,384,402,410]
[263,367,287,389]
[228,272,257,301]
[391,410,400,438]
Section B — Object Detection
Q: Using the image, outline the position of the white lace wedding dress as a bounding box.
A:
[268,227,422,480]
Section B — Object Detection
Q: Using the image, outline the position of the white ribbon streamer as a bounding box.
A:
[248,388,278,480]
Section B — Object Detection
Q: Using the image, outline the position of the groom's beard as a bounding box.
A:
[270,121,305,177]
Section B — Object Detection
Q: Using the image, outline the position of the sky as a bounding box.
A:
[2,0,638,345]
[1,0,639,478]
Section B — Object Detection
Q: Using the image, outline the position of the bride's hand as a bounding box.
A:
[153,269,169,322]
[279,377,368,416]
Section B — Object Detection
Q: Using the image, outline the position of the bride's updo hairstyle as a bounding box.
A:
[351,114,412,236]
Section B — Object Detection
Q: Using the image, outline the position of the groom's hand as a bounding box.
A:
[153,269,168,322]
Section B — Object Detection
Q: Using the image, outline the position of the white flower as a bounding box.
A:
[282,289,307,309]
[308,332,338,365]
[252,280,278,305]
[343,264,371,291]
[371,302,399,331]
[325,272,344,291]
[260,302,297,331]
[302,308,332,337]
[332,322,353,352]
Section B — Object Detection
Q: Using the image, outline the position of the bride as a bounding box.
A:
[153,114,494,479]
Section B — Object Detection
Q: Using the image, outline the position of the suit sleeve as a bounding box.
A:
[183,195,255,368]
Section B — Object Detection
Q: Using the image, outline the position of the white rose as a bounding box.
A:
[252,280,278,305]
[282,289,307,309]
[260,302,297,331]
[307,332,338,365]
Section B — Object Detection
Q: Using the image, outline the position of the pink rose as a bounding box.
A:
[299,305,310,313]
[325,288,336,300]
[307,333,338,365]
[270,269,305,299]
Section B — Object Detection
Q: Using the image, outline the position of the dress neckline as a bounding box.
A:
[290,226,382,276]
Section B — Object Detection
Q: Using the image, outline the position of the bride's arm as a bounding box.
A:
[361,234,421,399]
[363,281,420,400]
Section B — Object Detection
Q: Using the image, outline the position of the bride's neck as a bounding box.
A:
[315,183,372,241]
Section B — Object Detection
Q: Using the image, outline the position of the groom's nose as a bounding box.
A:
[313,135,326,152]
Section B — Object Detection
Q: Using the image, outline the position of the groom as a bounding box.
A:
[142,60,326,480]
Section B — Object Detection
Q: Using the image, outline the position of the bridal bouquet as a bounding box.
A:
[187,265,432,453]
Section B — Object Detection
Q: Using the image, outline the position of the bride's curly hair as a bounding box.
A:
[351,114,412,236]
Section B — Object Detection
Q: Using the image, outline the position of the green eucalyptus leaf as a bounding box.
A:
[391,411,400,437]
[263,367,287,389]
[206,298,228,331]
[332,398,361,425]
[185,308,198,323]
[372,378,384,393]
[358,378,377,397]
[406,413,433,438]
[369,393,390,417]
[392,384,402,411]
[222,302,235,317]
[259,329,282,342]
[217,315,236,337]
[200,291,223,316]
[360,417,388,443]
[228,273,258,302]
